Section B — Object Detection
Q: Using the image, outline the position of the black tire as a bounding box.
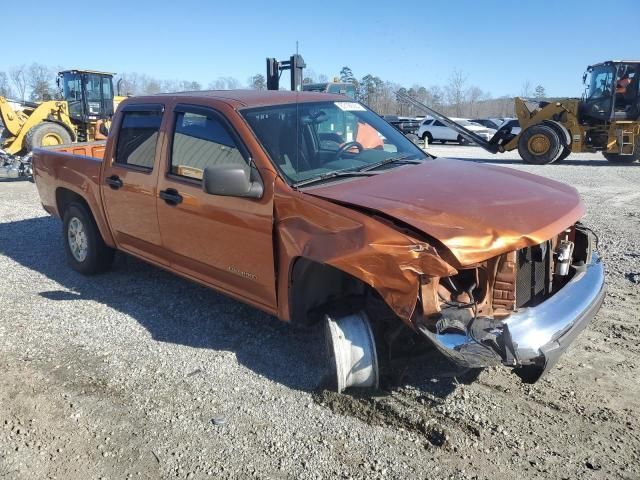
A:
[603,152,639,164]
[517,124,563,165]
[554,146,572,163]
[422,132,433,144]
[457,135,468,146]
[24,123,72,152]
[63,202,114,275]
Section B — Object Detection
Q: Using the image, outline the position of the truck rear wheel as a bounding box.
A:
[518,125,563,164]
[63,202,114,274]
[25,123,72,152]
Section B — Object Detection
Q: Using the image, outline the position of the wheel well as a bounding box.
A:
[56,188,90,219]
[289,258,369,328]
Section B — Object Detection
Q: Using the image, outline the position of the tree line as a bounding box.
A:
[1,62,548,119]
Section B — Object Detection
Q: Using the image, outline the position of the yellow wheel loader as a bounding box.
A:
[0,69,125,156]
[398,60,640,165]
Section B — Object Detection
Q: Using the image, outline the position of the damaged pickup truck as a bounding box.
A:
[32,91,605,392]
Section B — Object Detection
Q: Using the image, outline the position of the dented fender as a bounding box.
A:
[274,179,456,323]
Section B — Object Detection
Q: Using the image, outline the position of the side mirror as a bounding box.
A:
[203,164,263,199]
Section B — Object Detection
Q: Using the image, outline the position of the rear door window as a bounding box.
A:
[115,106,164,170]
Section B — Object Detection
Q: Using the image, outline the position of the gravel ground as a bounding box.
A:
[1,148,639,479]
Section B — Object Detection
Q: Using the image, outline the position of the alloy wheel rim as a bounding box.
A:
[67,217,88,262]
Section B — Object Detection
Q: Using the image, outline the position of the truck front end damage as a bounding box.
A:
[415,224,604,382]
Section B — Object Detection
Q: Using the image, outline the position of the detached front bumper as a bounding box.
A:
[417,251,605,381]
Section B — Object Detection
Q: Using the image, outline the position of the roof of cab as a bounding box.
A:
[128,89,350,109]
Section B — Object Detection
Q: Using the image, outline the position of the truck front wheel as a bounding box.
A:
[63,202,114,274]
[325,311,379,393]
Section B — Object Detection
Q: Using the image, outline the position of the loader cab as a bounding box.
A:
[58,70,115,124]
[581,61,640,122]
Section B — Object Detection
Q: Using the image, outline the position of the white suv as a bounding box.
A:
[417,118,496,145]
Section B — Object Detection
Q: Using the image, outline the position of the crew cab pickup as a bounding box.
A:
[33,91,605,392]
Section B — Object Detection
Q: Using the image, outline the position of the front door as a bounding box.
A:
[102,104,167,264]
[156,104,277,310]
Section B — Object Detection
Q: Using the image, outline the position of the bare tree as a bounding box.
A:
[10,65,28,102]
[208,77,242,90]
[114,72,141,96]
[249,74,266,90]
[521,80,533,98]
[142,76,162,94]
[445,69,468,117]
[27,63,55,102]
[466,86,486,117]
[0,72,13,98]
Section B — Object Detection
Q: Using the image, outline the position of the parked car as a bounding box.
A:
[417,117,496,144]
[472,117,522,135]
[32,90,604,392]
[471,118,503,130]
[382,115,421,136]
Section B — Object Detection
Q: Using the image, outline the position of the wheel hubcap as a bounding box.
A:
[528,134,551,155]
[67,217,88,262]
[42,132,64,146]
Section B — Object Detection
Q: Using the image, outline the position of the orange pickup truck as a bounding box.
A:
[33,91,605,392]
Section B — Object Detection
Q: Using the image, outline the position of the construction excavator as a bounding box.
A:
[0,69,125,179]
[399,60,640,164]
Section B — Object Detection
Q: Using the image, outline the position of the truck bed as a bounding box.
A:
[40,140,106,159]
[32,141,107,224]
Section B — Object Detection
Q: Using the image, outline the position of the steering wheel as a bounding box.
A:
[335,141,364,159]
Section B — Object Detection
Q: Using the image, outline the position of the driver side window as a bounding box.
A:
[171,110,248,181]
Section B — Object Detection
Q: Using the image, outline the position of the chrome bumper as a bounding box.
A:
[417,252,605,381]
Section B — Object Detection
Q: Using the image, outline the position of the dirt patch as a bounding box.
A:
[313,389,449,447]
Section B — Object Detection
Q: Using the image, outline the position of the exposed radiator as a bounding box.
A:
[516,242,552,308]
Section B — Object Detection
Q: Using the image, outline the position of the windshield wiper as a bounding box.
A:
[356,154,424,172]
[292,169,378,188]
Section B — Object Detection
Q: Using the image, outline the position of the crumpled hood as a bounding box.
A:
[307,158,585,266]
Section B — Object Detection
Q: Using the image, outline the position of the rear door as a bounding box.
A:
[155,103,277,310]
[101,103,167,264]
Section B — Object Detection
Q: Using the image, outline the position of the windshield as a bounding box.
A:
[241,101,428,185]
[62,72,82,101]
[456,119,474,126]
[586,65,616,100]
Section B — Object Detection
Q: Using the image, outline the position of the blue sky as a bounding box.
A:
[3,0,638,97]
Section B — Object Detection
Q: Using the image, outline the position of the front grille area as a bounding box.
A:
[516,242,552,308]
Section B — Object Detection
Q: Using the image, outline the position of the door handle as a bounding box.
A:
[106,175,123,189]
[159,188,183,205]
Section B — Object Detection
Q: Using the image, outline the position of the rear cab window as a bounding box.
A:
[115,105,164,170]
[170,105,249,181]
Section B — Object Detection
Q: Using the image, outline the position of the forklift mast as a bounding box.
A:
[266,55,306,91]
